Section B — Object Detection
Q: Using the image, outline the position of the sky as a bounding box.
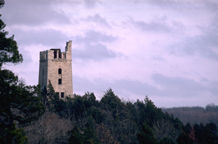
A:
[1,0,218,107]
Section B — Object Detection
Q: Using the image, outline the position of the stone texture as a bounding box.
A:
[38,41,73,98]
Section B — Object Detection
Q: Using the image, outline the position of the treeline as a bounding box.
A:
[1,72,218,144]
[37,85,183,144]
[24,85,217,144]
[163,106,218,126]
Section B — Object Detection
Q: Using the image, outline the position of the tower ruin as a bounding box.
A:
[38,40,73,98]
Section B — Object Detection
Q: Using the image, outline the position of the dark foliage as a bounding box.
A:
[0,63,45,144]
[37,88,218,144]
[159,137,175,144]
[137,123,157,144]
[193,123,218,144]
[41,89,186,144]
[68,122,100,144]
[0,7,22,68]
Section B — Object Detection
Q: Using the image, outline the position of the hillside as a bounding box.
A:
[163,105,218,126]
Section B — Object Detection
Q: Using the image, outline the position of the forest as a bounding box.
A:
[0,1,218,144]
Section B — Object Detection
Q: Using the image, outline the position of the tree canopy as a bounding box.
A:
[0,0,22,68]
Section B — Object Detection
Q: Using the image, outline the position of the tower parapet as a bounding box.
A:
[65,40,72,60]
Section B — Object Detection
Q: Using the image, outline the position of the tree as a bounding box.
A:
[193,123,218,144]
[100,89,123,119]
[69,123,100,144]
[159,137,175,144]
[0,69,44,144]
[177,132,193,144]
[137,123,157,144]
[0,2,22,68]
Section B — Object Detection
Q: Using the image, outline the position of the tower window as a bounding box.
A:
[59,52,62,58]
[58,79,62,85]
[61,92,64,98]
[54,50,57,58]
[58,68,62,74]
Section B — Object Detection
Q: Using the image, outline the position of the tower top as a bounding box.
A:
[40,40,72,61]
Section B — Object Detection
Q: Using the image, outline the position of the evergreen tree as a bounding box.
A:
[0,0,22,68]
[137,123,157,144]
[159,137,175,144]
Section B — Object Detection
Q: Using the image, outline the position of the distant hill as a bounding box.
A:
[163,105,218,126]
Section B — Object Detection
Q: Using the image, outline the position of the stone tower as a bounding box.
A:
[38,40,73,98]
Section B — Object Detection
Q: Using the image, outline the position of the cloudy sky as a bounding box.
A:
[1,0,218,107]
